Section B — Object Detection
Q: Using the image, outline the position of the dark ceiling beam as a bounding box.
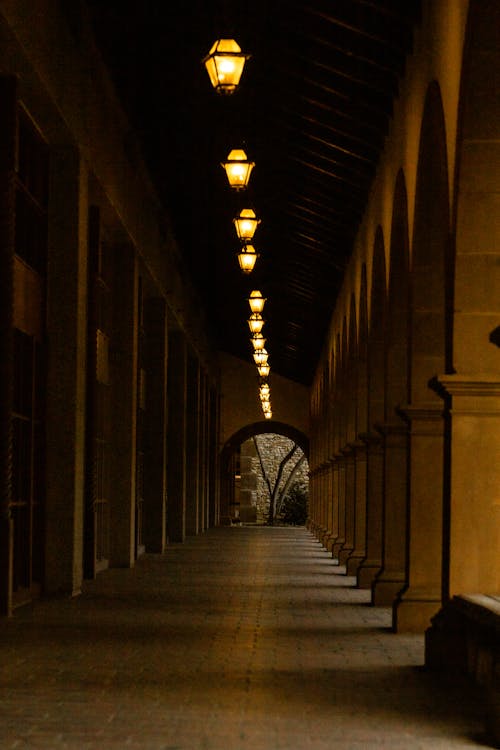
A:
[306,7,409,54]
[297,95,387,140]
[279,108,380,162]
[289,155,369,193]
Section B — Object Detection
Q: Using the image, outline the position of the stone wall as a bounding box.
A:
[245,434,309,523]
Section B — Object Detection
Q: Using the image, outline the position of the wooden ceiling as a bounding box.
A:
[87,0,421,385]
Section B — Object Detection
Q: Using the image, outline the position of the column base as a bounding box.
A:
[338,544,354,565]
[357,561,381,589]
[393,596,441,633]
[372,576,406,607]
[332,537,346,557]
[346,553,365,576]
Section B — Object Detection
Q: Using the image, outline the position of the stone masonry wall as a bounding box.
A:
[243,434,309,523]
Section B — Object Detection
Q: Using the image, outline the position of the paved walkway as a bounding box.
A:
[0,526,490,749]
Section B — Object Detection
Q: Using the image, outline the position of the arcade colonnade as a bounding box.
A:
[308,0,500,633]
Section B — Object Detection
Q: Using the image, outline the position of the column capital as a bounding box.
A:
[432,374,500,415]
[374,420,408,437]
[358,430,383,447]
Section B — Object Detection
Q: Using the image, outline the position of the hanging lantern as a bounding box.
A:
[248,290,266,314]
[233,208,260,242]
[247,312,264,334]
[251,333,266,351]
[222,149,255,190]
[237,244,258,274]
[202,39,250,95]
[253,348,268,365]
[262,400,272,414]
[259,383,270,400]
[257,361,270,378]
[264,410,273,420]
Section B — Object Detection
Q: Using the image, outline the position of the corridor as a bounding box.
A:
[0,526,488,750]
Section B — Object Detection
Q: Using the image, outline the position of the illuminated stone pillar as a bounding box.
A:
[372,421,408,606]
[393,406,444,632]
[357,432,384,588]
[346,442,367,576]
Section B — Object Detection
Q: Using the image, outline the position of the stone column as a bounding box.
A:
[167,330,187,542]
[346,441,368,576]
[143,297,168,553]
[357,432,384,589]
[109,243,138,567]
[332,454,347,558]
[186,354,200,535]
[393,406,444,632]
[0,76,16,615]
[437,376,500,596]
[339,446,355,564]
[45,145,88,595]
[372,420,408,606]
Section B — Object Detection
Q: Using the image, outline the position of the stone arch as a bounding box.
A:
[368,228,387,427]
[410,81,450,402]
[394,81,451,629]
[435,0,500,598]
[386,169,411,416]
[372,169,411,608]
[358,231,387,587]
[356,265,369,437]
[219,421,309,526]
[452,0,500,376]
[346,295,358,443]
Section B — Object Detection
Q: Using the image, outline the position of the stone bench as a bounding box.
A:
[425,594,500,746]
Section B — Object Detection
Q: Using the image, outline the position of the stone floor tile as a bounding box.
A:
[0,526,490,749]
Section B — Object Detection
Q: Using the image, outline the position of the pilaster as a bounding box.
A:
[372,419,409,607]
[356,431,384,589]
[109,243,138,568]
[167,330,187,542]
[436,375,500,596]
[338,446,356,564]
[346,441,368,576]
[393,405,445,632]
[143,297,168,553]
[45,145,89,594]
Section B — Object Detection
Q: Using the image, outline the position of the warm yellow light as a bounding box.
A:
[233,208,260,241]
[247,313,264,334]
[237,244,258,274]
[253,348,268,365]
[222,149,255,189]
[262,401,272,413]
[203,39,250,94]
[260,383,270,397]
[257,361,270,378]
[248,290,266,314]
[264,411,273,420]
[251,333,266,351]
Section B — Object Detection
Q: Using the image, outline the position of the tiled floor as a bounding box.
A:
[0,526,491,749]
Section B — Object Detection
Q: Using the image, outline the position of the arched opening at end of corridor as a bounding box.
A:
[220,422,310,527]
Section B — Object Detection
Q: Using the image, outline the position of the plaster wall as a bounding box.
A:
[218,351,309,447]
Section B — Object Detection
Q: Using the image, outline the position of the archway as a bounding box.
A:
[220,422,309,526]
[395,81,450,632]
